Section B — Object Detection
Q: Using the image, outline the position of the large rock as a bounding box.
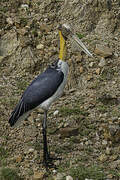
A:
[0,31,20,58]
[94,44,113,57]
[33,171,45,180]
[58,127,79,138]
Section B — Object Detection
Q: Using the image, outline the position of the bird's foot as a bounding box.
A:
[43,154,61,169]
[43,157,54,168]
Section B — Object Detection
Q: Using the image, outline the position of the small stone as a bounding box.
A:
[87,75,93,81]
[89,62,94,67]
[107,174,113,179]
[66,175,73,180]
[33,171,44,180]
[39,24,52,32]
[6,17,13,25]
[106,147,111,155]
[0,56,4,63]
[99,154,107,162]
[80,66,83,73]
[44,18,48,22]
[36,44,44,50]
[114,53,119,58]
[102,140,107,145]
[28,148,34,153]
[53,169,57,174]
[53,110,59,116]
[110,160,120,169]
[55,173,65,180]
[37,123,41,127]
[16,155,22,163]
[21,4,29,9]
[96,68,101,75]
[69,88,76,93]
[110,155,118,161]
[85,140,92,145]
[98,58,106,67]
[94,44,113,57]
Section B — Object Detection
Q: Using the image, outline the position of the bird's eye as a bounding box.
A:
[58,62,62,66]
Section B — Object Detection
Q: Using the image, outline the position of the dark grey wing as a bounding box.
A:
[9,67,64,126]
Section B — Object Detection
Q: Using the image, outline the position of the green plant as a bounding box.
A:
[0,147,8,160]
[77,33,85,39]
[69,165,105,180]
[59,106,89,117]
[0,168,23,180]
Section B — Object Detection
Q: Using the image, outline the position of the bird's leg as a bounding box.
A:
[42,110,50,164]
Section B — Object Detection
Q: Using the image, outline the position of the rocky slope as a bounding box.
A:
[0,0,120,179]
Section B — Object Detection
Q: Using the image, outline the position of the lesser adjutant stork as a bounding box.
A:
[9,24,93,166]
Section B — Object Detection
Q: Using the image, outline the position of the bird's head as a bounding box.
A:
[58,23,93,60]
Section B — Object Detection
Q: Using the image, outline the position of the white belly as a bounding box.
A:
[40,60,69,110]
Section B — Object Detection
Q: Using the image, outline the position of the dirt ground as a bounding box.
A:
[0,0,120,179]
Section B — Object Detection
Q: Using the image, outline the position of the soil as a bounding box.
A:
[0,0,120,179]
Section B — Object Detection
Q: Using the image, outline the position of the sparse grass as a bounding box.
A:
[97,104,108,113]
[99,68,115,81]
[0,147,8,160]
[77,33,85,39]
[16,80,28,91]
[20,17,28,27]
[54,142,74,154]
[0,97,18,110]
[58,164,106,180]
[69,165,105,180]
[0,168,23,180]
[34,141,41,151]
[59,106,89,117]
[109,169,120,178]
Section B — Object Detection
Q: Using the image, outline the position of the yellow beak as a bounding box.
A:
[59,31,66,60]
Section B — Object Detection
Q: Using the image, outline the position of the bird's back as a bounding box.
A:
[9,65,64,127]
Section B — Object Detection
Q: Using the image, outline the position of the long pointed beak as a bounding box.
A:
[59,23,93,58]
[71,34,93,57]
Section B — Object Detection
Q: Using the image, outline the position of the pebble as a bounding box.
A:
[106,147,111,155]
[96,68,101,75]
[33,171,44,180]
[66,175,73,180]
[16,155,22,163]
[80,66,83,73]
[98,57,106,67]
[53,169,57,174]
[6,17,13,25]
[55,173,65,180]
[87,75,93,81]
[106,174,113,179]
[89,62,94,67]
[36,44,44,50]
[58,127,79,138]
[114,53,119,58]
[21,4,29,9]
[53,110,59,116]
[37,123,41,127]
[69,88,76,93]
[102,140,107,145]
[44,18,48,22]
[99,154,107,162]
[85,140,92,145]
[28,148,34,153]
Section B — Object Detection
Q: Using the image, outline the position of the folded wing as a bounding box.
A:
[9,67,64,127]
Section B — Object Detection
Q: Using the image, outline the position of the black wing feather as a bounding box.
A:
[9,67,64,126]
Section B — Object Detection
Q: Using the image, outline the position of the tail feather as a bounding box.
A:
[9,99,29,127]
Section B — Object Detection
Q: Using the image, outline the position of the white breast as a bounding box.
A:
[40,60,69,110]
